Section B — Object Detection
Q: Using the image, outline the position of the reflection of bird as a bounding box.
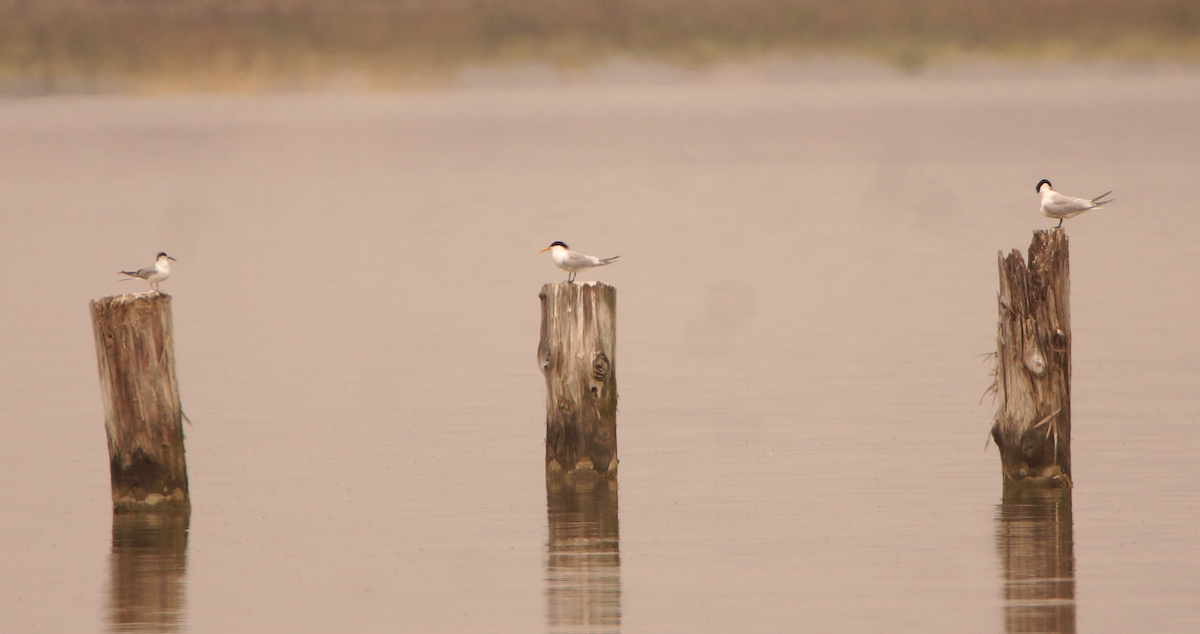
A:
[120,252,176,291]
[539,241,619,283]
[1037,179,1114,228]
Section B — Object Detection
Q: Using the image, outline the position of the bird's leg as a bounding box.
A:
[1056,219,1063,229]
[568,271,575,283]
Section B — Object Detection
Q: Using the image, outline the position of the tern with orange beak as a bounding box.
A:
[539,241,619,283]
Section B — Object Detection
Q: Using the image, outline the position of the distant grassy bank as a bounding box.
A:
[2,0,1199,93]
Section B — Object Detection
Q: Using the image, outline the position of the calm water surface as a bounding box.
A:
[0,63,1198,633]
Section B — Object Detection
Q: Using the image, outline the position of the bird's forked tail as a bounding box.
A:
[1092,191,1114,206]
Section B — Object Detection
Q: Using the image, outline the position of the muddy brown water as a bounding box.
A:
[0,62,1197,633]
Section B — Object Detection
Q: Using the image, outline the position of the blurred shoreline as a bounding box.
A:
[2,0,1198,95]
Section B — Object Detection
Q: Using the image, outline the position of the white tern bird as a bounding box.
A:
[1037,179,1114,228]
[120,252,176,291]
[539,241,619,283]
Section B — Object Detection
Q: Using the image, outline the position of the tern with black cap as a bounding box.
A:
[1037,179,1114,228]
[120,252,176,291]
[539,241,619,283]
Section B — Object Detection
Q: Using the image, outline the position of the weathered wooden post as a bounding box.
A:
[90,292,190,512]
[991,229,1071,488]
[538,282,618,477]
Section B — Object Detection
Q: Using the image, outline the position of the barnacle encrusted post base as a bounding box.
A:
[538,282,618,479]
[991,229,1072,488]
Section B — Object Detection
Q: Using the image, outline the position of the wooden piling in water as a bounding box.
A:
[991,229,1071,488]
[538,282,618,477]
[90,292,190,512]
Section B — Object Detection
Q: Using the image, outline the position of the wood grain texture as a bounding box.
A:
[90,292,190,512]
[992,229,1071,488]
[538,282,618,477]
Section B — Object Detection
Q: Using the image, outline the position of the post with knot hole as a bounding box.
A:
[90,292,190,513]
[990,229,1071,489]
[538,282,618,478]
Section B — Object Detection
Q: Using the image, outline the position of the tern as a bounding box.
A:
[1037,179,1114,228]
[120,252,176,291]
[539,241,619,283]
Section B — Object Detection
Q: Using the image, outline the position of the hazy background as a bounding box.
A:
[1,2,1199,633]
[2,0,1199,93]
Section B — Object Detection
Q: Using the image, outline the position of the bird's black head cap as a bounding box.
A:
[549,241,568,249]
[1036,179,1052,192]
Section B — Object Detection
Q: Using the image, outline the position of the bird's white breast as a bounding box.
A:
[551,247,574,270]
[150,259,171,281]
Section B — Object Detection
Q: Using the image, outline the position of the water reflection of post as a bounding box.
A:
[546,475,620,634]
[996,488,1075,634]
[108,511,190,633]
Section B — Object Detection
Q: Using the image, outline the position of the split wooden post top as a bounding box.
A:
[991,229,1072,488]
[538,282,618,478]
[90,291,190,513]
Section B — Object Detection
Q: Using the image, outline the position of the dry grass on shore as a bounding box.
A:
[2,0,1198,93]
